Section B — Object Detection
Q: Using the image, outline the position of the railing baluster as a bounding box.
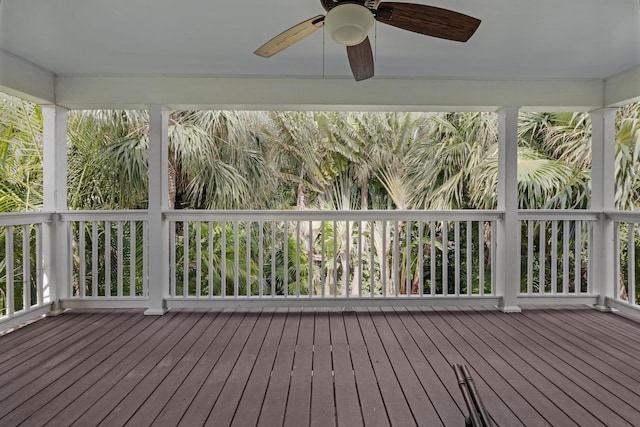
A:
[79,221,86,298]
[345,220,350,298]
[196,221,202,298]
[563,220,570,294]
[478,222,485,296]
[117,221,123,297]
[575,220,582,294]
[630,223,637,304]
[258,221,264,297]
[431,221,436,296]
[92,221,98,297]
[454,221,460,296]
[271,222,275,297]
[234,221,239,298]
[406,220,411,296]
[551,220,558,294]
[221,221,226,298]
[130,220,136,297]
[6,226,14,316]
[23,224,31,310]
[247,221,252,297]
[628,222,635,303]
[143,220,149,297]
[333,220,337,297]
[539,220,546,294]
[442,221,448,297]
[295,221,300,297]
[418,222,424,297]
[382,220,388,297]
[183,221,189,298]
[308,220,313,297]
[105,221,111,297]
[393,220,399,297]
[490,221,497,295]
[169,221,176,297]
[466,221,472,296]
[369,220,374,297]
[283,221,289,297]
[527,220,534,295]
[614,222,620,300]
[322,221,327,298]
[357,220,363,297]
[36,224,44,306]
[208,221,213,297]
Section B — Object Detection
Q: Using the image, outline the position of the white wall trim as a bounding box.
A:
[55,76,604,111]
[0,49,55,103]
[604,65,640,107]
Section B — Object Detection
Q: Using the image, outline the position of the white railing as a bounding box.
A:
[59,211,149,306]
[1,209,630,314]
[609,211,640,311]
[0,212,53,327]
[518,211,598,303]
[165,210,501,307]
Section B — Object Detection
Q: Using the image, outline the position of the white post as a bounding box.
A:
[496,107,522,313]
[590,108,616,311]
[145,105,169,315]
[42,105,69,315]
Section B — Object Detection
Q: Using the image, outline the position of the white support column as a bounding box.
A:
[590,108,616,311]
[496,107,522,313]
[145,105,170,315]
[42,105,70,315]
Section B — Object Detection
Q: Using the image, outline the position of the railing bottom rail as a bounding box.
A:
[166,296,501,309]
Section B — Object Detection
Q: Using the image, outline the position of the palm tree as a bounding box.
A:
[0,94,44,212]
[169,110,275,209]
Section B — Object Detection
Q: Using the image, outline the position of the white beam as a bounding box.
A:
[496,107,522,313]
[145,105,170,315]
[42,105,69,315]
[605,65,640,107]
[590,108,617,311]
[55,76,604,111]
[0,50,55,103]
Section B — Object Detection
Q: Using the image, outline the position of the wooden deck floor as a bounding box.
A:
[1,306,639,427]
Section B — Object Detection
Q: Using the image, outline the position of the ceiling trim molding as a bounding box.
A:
[55,76,604,112]
[0,49,55,103]
[605,66,640,107]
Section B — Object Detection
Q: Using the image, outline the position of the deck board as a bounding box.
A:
[1,306,639,427]
[258,309,300,426]
[231,308,287,427]
[477,308,635,426]
[310,310,336,427]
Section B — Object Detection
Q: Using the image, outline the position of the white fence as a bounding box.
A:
[610,212,640,310]
[165,211,500,306]
[518,211,598,300]
[0,212,52,328]
[3,209,640,322]
[60,211,149,306]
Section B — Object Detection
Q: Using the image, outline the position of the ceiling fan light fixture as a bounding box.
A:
[324,3,374,46]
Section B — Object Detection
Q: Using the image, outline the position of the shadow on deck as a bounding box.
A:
[1,306,639,426]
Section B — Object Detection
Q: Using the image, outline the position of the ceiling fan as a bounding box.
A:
[254,0,481,81]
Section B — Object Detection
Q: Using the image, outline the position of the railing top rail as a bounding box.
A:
[163,209,504,222]
[606,211,640,222]
[0,212,54,226]
[517,210,600,221]
[59,210,149,221]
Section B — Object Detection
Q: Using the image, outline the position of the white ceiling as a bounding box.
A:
[1,0,638,81]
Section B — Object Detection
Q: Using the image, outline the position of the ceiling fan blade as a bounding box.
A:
[254,15,325,57]
[347,37,374,81]
[376,3,480,42]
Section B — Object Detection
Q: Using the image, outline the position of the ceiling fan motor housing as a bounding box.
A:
[324,3,375,46]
